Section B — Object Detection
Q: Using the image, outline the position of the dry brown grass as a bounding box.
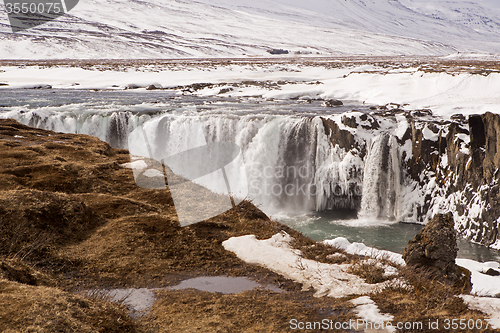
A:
[347,261,389,284]
[0,279,140,333]
[0,119,497,332]
[141,288,356,333]
[0,189,104,261]
[371,266,497,332]
[0,258,55,286]
[57,200,313,289]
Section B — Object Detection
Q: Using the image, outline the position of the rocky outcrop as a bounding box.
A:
[442,112,500,248]
[403,213,459,279]
[320,117,359,154]
[403,213,472,291]
[324,99,343,107]
[146,83,162,90]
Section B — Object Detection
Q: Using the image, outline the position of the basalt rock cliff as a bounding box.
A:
[321,110,500,249]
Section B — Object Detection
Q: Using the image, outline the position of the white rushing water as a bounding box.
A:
[358,134,401,221]
[0,98,408,220]
[127,113,363,215]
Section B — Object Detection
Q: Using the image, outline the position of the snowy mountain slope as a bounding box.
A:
[197,0,500,52]
[0,0,499,59]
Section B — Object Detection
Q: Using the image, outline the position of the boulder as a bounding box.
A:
[484,268,500,276]
[403,213,460,281]
[33,84,52,89]
[218,87,233,94]
[324,99,343,107]
[146,83,162,90]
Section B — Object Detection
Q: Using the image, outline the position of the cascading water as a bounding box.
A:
[133,114,338,213]
[358,133,401,221]
[4,109,153,149]
[6,107,370,215]
[3,90,499,261]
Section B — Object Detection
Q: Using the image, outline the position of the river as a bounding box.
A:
[1,88,499,262]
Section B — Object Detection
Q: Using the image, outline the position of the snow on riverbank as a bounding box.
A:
[460,296,500,329]
[456,259,500,297]
[1,63,499,118]
[324,237,500,297]
[223,231,500,298]
[223,232,500,328]
[222,232,399,298]
[323,237,405,266]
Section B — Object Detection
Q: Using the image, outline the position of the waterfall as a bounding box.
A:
[7,108,369,214]
[2,109,153,149]
[358,133,401,221]
[133,114,330,213]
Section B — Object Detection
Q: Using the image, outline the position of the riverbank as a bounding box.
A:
[0,119,497,332]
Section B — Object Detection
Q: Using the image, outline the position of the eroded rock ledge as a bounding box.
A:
[321,110,500,249]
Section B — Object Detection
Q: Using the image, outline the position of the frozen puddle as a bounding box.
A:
[91,276,282,315]
[106,288,156,314]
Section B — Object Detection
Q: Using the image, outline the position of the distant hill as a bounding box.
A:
[0,0,499,59]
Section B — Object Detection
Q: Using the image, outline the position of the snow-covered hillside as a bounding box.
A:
[0,0,500,59]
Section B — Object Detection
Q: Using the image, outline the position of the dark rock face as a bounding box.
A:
[321,117,359,154]
[444,112,500,247]
[382,110,500,249]
[403,213,460,281]
[484,268,500,276]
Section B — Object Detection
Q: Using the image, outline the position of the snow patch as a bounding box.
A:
[142,169,164,178]
[422,125,439,141]
[460,295,500,329]
[351,296,395,332]
[121,160,148,170]
[394,115,409,141]
[456,259,500,297]
[222,232,396,298]
[323,237,405,266]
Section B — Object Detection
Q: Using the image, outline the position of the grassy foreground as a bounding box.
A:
[0,119,495,332]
